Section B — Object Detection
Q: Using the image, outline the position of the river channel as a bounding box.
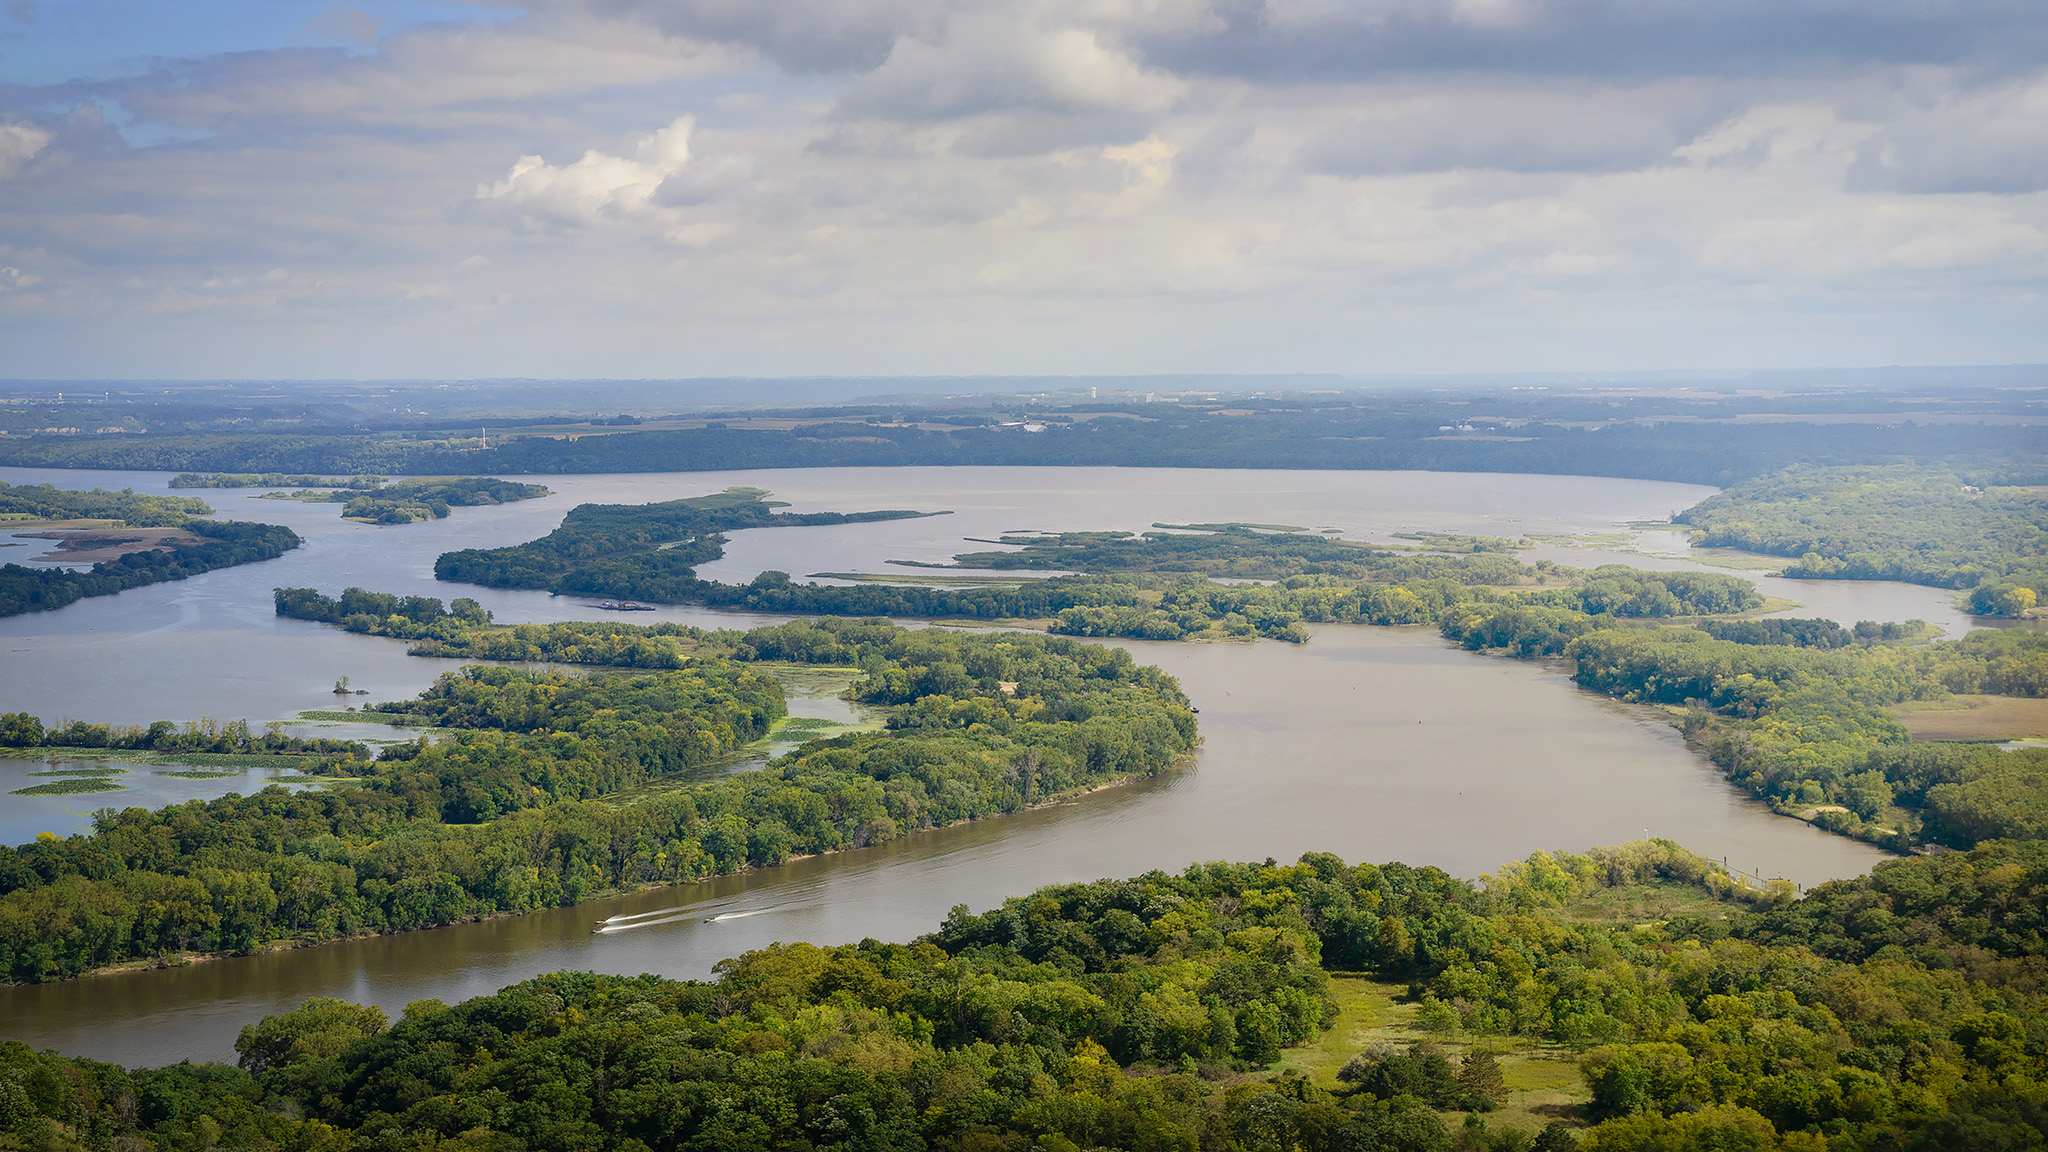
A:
[0,465,1943,1063]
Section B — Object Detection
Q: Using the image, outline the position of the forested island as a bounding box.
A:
[256,476,552,525]
[0,481,304,617]
[170,473,552,524]
[0,618,1193,982]
[433,486,935,596]
[4,838,2046,1151]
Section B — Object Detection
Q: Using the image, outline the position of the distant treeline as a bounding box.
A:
[0,519,301,618]
[0,619,1193,983]
[0,713,366,759]
[0,480,212,525]
[171,472,379,488]
[4,408,2041,487]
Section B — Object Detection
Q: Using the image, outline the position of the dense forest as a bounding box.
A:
[0,618,1194,983]
[1676,465,2047,611]
[4,839,2046,1150]
[3,401,2042,488]
[0,712,365,760]
[0,519,301,618]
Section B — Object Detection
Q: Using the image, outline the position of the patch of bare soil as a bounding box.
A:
[12,527,202,564]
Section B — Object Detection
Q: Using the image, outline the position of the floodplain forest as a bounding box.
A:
[4,840,2047,1152]
[0,618,1194,982]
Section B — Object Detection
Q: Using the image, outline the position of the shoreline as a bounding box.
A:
[41,755,1188,987]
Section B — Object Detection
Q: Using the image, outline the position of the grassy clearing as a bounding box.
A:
[1268,882,1755,1138]
[1893,695,2048,741]
[1274,974,1408,1090]
[1273,974,1591,1138]
[1553,877,1745,927]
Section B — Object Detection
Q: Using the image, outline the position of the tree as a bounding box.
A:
[1458,1048,1505,1110]
[234,998,389,1074]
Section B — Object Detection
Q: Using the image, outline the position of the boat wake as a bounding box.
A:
[594,900,796,934]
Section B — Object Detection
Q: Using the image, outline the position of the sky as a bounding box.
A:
[1,0,2046,379]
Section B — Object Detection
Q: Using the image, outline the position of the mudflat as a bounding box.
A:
[9,523,204,564]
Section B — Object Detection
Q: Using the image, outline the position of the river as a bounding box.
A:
[0,465,1943,1063]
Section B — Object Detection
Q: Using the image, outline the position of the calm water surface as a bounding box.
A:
[0,466,1927,1063]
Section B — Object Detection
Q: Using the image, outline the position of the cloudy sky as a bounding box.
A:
[1,0,2045,379]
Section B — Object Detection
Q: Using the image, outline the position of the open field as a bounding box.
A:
[1894,694,2048,741]
[1273,975,1590,1137]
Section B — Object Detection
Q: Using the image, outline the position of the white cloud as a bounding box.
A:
[477,116,695,228]
[0,121,52,178]
[843,16,1186,121]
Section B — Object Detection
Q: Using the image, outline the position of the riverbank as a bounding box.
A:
[45,754,1187,987]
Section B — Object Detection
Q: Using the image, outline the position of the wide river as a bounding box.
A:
[0,465,1956,1064]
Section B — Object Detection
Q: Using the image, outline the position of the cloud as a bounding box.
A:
[1297,83,1727,175]
[842,17,1186,122]
[0,0,2046,377]
[0,120,51,177]
[1847,72,2048,194]
[477,116,695,228]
